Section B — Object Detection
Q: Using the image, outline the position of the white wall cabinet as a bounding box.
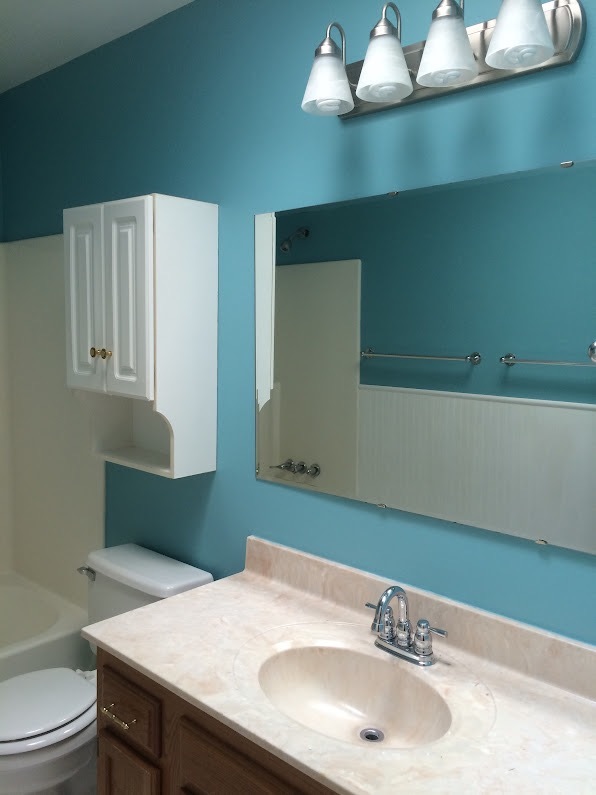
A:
[65,197,154,399]
[64,194,218,479]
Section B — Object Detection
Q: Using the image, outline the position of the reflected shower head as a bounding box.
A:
[280,226,310,253]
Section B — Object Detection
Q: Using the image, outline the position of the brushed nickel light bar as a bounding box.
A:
[341,0,585,120]
[300,1,585,121]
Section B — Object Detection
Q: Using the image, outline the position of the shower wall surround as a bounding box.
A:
[0,0,594,643]
[1,237,104,603]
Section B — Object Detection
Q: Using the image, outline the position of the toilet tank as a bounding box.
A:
[85,543,213,626]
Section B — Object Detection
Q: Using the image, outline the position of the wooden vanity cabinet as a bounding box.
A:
[97,649,336,795]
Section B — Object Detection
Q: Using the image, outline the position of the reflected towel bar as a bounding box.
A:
[361,349,482,365]
[501,343,596,367]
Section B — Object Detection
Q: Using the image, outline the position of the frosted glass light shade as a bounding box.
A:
[486,0,554,70]
[417,15,478,88]
[356,34,413,103]
[302,53,354,116]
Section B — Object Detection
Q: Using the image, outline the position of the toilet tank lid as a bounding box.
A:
[87,544,213,597]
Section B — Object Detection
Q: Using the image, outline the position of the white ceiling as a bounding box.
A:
[0,0,193,94]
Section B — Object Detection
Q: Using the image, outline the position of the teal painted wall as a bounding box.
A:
[1,0,594,643]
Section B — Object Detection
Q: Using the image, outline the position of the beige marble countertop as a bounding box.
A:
[83,537,596,794]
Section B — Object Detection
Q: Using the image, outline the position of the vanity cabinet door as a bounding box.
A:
[98,730,161,795]
[171,714,335,795]
[173,717,293,794]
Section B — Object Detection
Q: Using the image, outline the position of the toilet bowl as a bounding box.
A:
[0,544,213,794]
[0,669,96,795]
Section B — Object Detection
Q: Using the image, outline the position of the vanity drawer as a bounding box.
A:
[100,665,162,757]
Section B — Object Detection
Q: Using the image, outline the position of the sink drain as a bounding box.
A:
[359,727,385,743]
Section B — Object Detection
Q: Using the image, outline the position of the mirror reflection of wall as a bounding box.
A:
[256,161,596,556]
[277,163,596,404]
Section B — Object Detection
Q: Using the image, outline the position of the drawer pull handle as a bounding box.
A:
[101,703,137,731]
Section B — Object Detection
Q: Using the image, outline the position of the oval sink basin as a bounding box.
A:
[258,645,451,748]
[234,623,495,751]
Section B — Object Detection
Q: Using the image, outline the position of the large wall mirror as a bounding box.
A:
[255,161,596,556]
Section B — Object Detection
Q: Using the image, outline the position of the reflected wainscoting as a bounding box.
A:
[357,385,595,554]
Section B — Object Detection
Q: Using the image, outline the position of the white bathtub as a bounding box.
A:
[0,572,91,682]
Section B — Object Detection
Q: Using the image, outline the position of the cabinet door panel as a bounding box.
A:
[104,197,154,399]
[64,205,104,390]
[173,718,296,795]
[98,730,160,795]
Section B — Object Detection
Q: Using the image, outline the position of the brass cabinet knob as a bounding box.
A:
[90,347,113,360]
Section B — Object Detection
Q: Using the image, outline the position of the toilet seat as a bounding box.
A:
[0,669,96,756]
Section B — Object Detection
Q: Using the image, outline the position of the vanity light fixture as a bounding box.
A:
[356,3,413,103]
[485,0,555,69]
[301,22,354,116]
[417,0,478,88]
[301,0,585,120]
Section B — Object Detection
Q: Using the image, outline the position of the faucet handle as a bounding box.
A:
[269,459,294,471]
[365,601,382,632]
[429,625,448,638]
[365,601,383,631]
[365,602,396,641]
[415,619,448,637]
[413,619,448,656]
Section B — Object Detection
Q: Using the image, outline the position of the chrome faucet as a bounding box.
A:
[367,585,411,647]
[366,585,447,667]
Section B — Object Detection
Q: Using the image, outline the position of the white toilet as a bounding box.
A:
[0,544,213,795]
